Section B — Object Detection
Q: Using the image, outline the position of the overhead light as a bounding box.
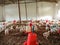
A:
[56,4,58,6]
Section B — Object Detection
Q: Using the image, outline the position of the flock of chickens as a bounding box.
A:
[0,20,60,45]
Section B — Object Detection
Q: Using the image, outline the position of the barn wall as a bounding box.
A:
[0,2,60,22]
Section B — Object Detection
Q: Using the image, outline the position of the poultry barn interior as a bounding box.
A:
[0,0,60,45]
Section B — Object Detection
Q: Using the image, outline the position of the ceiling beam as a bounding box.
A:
[0,0,58,5]
[37,0,57,3]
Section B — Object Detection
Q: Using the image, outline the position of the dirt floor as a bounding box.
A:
[0,31,60,45]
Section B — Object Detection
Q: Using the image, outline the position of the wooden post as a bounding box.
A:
[18,0,21,24]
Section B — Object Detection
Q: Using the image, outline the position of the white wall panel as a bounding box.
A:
[37,2,56,20]
[26,3,36,20]
[20,4,26,20]
[5,4,19,21]
[55,1,60,20]
[0,6,5,21]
